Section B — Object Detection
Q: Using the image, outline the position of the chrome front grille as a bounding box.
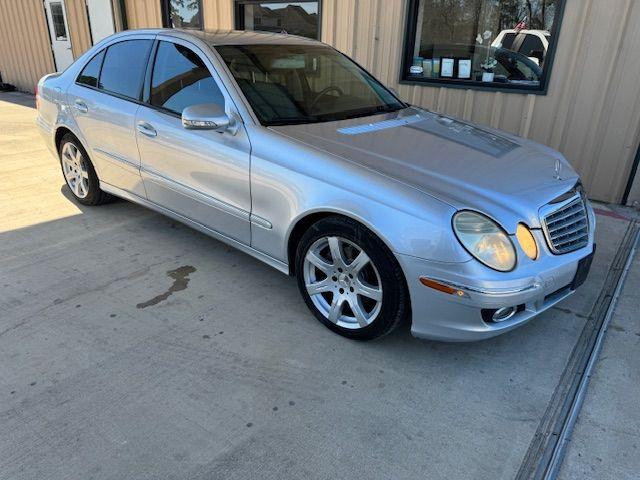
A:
[542,196,589,254]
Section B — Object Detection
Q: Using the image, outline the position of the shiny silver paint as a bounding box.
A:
[36,29,596,341]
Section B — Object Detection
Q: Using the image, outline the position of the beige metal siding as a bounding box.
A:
[125,0,162,29]
[66,0,93,57]
[0,0,55,93]
[202,0,233,29]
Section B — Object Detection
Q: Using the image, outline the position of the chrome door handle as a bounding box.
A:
[73,100,88,113]
[136,121,157,138]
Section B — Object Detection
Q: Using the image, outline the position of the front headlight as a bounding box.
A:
[453,211,516,272]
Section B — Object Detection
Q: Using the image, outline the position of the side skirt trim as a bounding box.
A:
[99,181,289,275]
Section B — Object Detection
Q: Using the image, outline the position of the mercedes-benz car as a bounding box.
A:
[36,29,596,341]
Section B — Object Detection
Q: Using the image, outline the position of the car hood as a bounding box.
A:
[270,107,579,232]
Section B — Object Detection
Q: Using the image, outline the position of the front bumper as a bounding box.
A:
[398,223,596,342]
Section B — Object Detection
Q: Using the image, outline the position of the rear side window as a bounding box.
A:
[77,50,105,88]
[99,40,153,100]
[149,41,224,115]
[519,35,545,59]
[500,33,517,50]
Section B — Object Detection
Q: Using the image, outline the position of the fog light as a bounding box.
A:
[492,306,517,322]
[516,223,538,260]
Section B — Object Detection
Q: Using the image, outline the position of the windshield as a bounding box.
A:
[216,44,406,126]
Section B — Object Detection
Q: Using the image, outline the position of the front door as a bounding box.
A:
[44,0,74,71]
[136,38,251,244]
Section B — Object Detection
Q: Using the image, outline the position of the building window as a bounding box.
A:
[235,1,321,40]
[401,0,566,93]
[50,2,68,40]
[161,0,203,29]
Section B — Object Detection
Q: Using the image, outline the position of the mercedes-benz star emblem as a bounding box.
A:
[554,159,562,180]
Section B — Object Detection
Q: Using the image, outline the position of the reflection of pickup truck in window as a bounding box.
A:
[492,29,550,67]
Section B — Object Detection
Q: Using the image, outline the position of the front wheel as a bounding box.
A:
[295,216,409,340]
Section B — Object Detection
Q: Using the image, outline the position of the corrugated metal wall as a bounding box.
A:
[125,0,162,29]
[65,0,93,57]
[0,0,55,93]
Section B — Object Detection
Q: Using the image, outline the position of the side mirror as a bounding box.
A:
[182,103,236,134]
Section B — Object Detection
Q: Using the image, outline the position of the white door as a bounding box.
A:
[86,0,116,44]
[44,0,74,71]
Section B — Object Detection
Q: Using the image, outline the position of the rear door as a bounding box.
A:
[67,36,154,197]
[135,38,251,244]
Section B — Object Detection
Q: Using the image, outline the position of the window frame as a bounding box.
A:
[234,0,323,40]
[145,39,226,118]
[399,0,567,95]
[161,0,204,30]
[74,38,154,104]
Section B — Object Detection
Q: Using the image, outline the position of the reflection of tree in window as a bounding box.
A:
[412,0,557,85]
[169,0,202,29]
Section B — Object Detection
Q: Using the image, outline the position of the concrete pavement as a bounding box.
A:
[558,240,640,480]
[0,91,633,479]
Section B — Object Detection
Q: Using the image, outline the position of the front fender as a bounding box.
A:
[247,127,470,265]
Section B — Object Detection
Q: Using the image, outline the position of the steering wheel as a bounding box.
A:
[309,86,345,110]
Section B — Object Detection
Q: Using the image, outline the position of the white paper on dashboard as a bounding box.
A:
[458,59,472,79]
[441,58,454,77]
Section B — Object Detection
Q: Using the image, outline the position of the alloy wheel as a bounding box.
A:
[303,236,383,329]
[61,142,89,199]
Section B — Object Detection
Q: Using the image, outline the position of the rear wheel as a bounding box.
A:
[295,216,409,340]
[58,133,111,205]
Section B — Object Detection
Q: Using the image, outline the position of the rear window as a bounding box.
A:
[76,50,105,88]
[99,40,152,100]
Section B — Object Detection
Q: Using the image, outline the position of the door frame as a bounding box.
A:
[42,0,75,71]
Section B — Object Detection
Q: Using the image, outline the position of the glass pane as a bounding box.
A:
[150,41,224,114]
[216,44,404,126]
[407,0,561,89]
[240,2,319,40]
[169,0,202,29]
[77,50,105,87]
[99,40,152,99]
[50,2,67,40]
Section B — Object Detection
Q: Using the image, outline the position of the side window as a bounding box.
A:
[149,41,225,115]
[499,33,517,50]
[519,35,546,63]
[77,50,105,88]
[99,40,153,100]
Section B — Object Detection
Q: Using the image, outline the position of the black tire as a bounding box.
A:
[58,133,111,206]
[295,216,409,340]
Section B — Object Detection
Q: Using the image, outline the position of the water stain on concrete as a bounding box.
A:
[136,266,196,309]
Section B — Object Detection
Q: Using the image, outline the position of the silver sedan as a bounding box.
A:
[36,29,596,341]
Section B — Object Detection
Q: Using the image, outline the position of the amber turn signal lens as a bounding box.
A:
[516,224,538,260]
[419,277,467,297]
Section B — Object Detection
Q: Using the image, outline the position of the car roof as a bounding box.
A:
[118,28,321,46]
